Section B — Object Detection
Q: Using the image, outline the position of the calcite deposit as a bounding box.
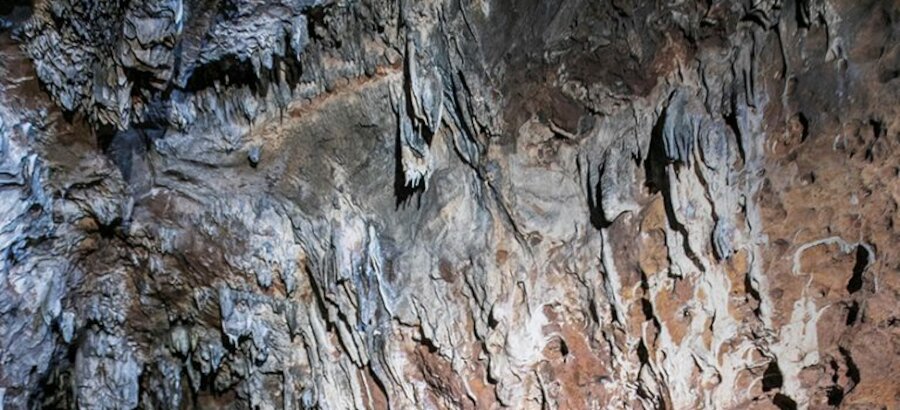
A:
[0,0,897,408]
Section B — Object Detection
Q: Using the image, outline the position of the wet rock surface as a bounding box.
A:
[0,0,898,408]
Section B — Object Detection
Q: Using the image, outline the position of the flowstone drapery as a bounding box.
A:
[0,0,897,408]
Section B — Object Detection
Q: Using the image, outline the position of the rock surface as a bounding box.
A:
[0,0,898,408]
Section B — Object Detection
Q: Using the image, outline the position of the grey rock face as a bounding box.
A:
[1,0,898,409]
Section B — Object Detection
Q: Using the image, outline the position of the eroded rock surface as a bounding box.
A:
[0,0,898,408]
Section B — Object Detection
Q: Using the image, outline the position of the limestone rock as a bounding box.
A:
[0,0,898,409]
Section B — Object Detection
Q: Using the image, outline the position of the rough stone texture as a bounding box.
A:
[0,0,898,408]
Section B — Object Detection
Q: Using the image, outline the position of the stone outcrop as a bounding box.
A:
[0,0,897,408]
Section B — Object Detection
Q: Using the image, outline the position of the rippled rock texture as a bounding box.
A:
[0,0,898,408]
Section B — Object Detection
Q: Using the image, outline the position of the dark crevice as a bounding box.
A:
[762,360,783,392]
[839,347,861,387]
[417,327,439,354]
[485,368,499,385]
[32,342,77,409]
[95,124,118,153]
[97,217,122,239]
[0,0,30,15]
[303,264,332,332]
[587,160,612,229]
[608,304,619,327]
[870,119,884,139]
[846,245,869,294]
[486,309,499,330]
[366,365,390,408]
[795,112,809,142]
[124,67,167,94]
[826,386,844,406]
[741,10,769,28]
[639,271,661,333]
[773,393,797,410]
[306,4,333,43]
[829,358,841,382]
[795,0,812,28]
[183,54,265,95]
[558,338,569,357]
[0,0,31,30]
[644,105,669,195]
[641,298,660,332]
[637,339,650,364]
[635,339,667,410]
[845,301,859,326]
[724,102,746,165]
[745,272,763,318]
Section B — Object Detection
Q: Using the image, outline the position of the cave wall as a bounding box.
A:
[0,0,898,408]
